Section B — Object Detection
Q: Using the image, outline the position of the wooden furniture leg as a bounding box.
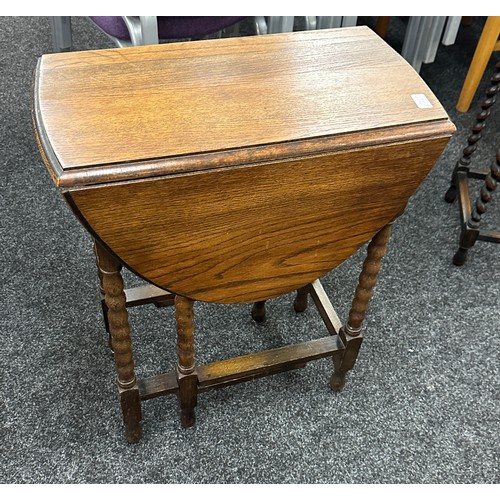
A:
[175,295,198,428]
[446,61,499,204]
[95,241,142,443]
[293,286,309,313]
[252,285,311,321]
[457,16,500,113]
[93,238,176,331]
[453,151,500,265]
[251,300,267,323]
[330,223,392,392]
[374,17,391,39]
[92,239,112,351]
[445,61,500,265]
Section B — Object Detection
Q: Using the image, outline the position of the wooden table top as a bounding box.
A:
[35,26,451,184]
[34,27,455,303]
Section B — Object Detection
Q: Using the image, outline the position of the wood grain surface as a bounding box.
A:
[33,28,457,439]
[69,136,449,303]
[36,26,449,171]
[36,26,454,304]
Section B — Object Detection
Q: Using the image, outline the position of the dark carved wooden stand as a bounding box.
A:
[445,61,500,265]
[93,226,391,442]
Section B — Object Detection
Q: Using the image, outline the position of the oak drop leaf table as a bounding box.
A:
[33,27,455,443]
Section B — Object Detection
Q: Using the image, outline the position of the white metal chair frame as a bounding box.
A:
[50,16,462,76]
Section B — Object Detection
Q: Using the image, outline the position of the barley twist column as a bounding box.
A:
[175,295,198,428]
[330,223,392,392]
[95,241,142,443]
[445,61,500,203]
[92,238,111,343]
[453,150,500,265]
[469,151,500,228]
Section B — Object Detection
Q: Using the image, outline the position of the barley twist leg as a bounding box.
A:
[330,223,392,392]
[92,239,112,351]
[176,295,198,428]
[95,241,142,443]
[445,61,500,203]
[454,150,500,265]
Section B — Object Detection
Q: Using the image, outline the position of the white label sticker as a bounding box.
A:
[411,93,433,109]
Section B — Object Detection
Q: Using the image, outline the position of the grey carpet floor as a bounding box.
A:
[0,16,499,484]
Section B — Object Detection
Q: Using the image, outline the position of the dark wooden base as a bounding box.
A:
[109,277,352,441]
[446,166,500,266]
[94,223,392,443]
[139,335,344,400]
[132,279,345,401]
[444,62,500,266]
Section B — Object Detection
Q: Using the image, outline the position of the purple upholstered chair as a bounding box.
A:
[88,16,247,47]
[49,17,295,52]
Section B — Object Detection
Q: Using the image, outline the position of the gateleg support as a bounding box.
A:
[92,238,112,351]
[175,295,198,428]
[95,240,143,443]
[331,222,392,391]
